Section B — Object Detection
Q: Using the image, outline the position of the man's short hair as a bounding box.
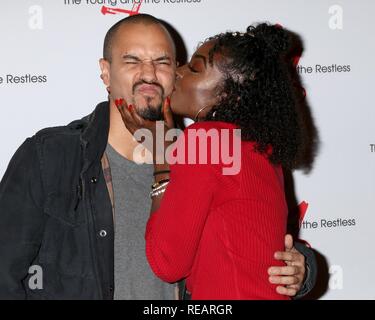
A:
[103,14,173,62]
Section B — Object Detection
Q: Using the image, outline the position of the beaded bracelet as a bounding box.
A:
[152,179,170,190]
[152,181,169,192]
[150,186,167,198]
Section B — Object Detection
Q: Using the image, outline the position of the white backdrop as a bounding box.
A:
[0,0,374,299]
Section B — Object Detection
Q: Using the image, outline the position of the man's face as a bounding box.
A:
[100,23,176,120]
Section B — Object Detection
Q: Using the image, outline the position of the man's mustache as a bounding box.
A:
[132,80,165,97]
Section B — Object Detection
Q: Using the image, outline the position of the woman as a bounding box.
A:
[118,23,303,299]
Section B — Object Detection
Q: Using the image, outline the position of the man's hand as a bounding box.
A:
[268,234,306,297]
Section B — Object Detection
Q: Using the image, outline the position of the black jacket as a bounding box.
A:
[0,101,114,299]
[0,101,316,299]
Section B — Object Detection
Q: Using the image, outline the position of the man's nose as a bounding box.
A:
[140,61,157,82]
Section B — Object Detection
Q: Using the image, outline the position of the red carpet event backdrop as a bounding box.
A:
[0,0,374,299]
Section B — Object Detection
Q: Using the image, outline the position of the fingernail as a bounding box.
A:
[166,96,171,105]
[115,98,125,108]
[128,104,133,112]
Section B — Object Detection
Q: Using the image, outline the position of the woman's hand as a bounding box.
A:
[115,97,175,163]
[115,97,174,135]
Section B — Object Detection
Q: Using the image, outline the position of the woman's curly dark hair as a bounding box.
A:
[205,23,302,169]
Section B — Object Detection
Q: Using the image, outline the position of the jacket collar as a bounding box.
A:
[80,101,110,173]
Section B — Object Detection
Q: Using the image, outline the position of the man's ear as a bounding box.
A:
[99,58,111,87]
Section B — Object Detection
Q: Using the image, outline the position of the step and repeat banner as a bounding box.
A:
[0,0,374,299]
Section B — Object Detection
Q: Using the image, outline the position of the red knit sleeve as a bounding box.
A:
[145,122,220,283]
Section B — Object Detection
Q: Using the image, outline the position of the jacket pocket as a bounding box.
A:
[38,191,92,277]
[44,190,85,227]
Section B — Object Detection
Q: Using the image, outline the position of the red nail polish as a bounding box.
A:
[128,104,133,112]
[166,97,171,105]
[115,98,125,108]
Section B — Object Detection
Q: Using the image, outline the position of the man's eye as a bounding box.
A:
[157,61,171,65]
[125,61,139,64]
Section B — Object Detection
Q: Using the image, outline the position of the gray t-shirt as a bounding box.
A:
[105,143,175,300]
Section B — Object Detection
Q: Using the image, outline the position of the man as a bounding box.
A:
[0,14,316,299]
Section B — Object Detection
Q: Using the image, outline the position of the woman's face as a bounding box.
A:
[171,40,224,120]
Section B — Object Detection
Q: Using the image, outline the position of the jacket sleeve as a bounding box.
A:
[293,241,318,299]
[145,123,220,284]
[145,160,217,283]
[0,137,46,299]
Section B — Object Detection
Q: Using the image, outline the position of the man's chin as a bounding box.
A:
[136,105,163,121]
[132,95,163,121]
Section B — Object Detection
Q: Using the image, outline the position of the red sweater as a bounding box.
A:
[146,121,289,300]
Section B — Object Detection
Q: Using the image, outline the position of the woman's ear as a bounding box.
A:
[99,58,111,87]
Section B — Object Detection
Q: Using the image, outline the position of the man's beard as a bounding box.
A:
[133,80,165,121]
[137,97,163,121]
